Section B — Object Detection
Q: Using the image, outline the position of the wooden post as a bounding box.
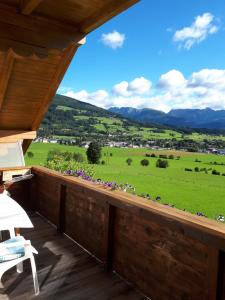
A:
[104,203,116,272]
[58,184,67,233]
[217,250,225,300]
[207,247,219,300]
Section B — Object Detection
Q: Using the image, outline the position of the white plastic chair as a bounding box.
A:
[0,232,39,295]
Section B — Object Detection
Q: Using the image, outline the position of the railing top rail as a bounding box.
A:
[31,166,225,242]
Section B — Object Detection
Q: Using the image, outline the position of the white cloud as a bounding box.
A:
[129,77,152,94]
[157,70,186,90]
[59,69,225,113]
[64,89,110,108]
[173,13,219,50]
[188,69,225,90]
[112,77,152,96]
[101,31,125,49]
[112,81,130,97]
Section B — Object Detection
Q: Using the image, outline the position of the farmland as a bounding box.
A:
[25,143,225,220]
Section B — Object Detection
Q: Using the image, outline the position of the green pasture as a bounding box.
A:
[25,143,225,219]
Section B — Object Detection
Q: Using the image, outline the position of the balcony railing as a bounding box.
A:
[4,166,225,300]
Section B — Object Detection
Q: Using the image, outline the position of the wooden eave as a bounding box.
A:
[0,0,139,152]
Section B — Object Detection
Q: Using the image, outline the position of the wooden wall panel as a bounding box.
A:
[7,180,30,209]
[113,208,211,300]
[33,171,60,224]
[65,185,106,259]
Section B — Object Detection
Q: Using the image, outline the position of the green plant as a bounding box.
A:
[126,158,132,166]
[45,156,94,177]
[27,151,34,158]
[212,170,220,176]
[140,159,149,166]
[156,159,168,168]
[86,142,102,164]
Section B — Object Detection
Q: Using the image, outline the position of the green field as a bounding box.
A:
[25,143,225,220]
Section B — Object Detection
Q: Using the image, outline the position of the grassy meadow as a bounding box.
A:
[25,143,225,219]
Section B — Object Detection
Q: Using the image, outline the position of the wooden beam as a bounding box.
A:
[31,44,78,131]
[0,49,15,110]
[0,6,84,57]
[20,0,43,15]
[79,0,139,34]
[0,130,36,143]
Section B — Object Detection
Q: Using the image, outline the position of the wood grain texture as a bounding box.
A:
[20,0,43,15]
[79,0,140,33]
[0,49,15,110]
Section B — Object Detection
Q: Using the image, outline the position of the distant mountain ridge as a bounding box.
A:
[109,107,225,129]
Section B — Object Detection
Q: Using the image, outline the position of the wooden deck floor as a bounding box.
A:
[0,214,147,300]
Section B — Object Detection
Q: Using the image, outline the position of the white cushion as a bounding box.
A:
[0,236,25,262]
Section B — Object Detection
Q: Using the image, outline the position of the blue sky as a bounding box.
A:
[59,0,225,112]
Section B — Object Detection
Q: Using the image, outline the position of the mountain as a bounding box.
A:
[109,107,225,129]
[168,108,225,129]
[109,107,180,126]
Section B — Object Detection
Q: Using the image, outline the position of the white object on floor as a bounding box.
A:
[0,236,39,295]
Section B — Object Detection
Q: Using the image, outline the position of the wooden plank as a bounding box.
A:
[104,203,116,271]
[217,251,225,300]
[0,7,84,56]
[207,247,219,300]
[79,0,139,33]
[20,0,43,15]
[0,130,36,142]
[57,184,67,233]
[0,49,15,110]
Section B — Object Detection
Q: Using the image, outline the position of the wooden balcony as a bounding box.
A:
[1,166,225,300]
[0,213,146,300]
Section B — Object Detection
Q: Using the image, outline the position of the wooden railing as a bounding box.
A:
[4,166,225,300]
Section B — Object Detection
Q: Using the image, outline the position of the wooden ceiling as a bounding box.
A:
[0,0,139,152]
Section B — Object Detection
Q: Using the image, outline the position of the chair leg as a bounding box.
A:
[17,262,23,273]
[30,254,39,295]
[0,272,4,289]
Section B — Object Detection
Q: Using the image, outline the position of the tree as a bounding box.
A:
[140,159,149,166]
[86,142,102,164]
[27,151,34,158]
[156,159,169,168]
[126,158,132,166]
[212,169,220,176]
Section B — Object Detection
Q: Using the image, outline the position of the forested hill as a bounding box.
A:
[39,94,160,141]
